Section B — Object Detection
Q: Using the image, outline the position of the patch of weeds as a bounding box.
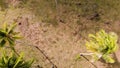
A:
[75,54,82,61]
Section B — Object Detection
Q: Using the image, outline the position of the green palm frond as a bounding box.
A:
[0,51,34,68]
[0,23,21,47]
[0,23,34,68]
[86,29,118,63]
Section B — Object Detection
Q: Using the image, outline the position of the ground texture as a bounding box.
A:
[0,0,120,68]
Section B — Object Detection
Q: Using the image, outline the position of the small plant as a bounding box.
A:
[0,23,21,49]
[0,51,34,68]
[85,30,118,63]
[0,22,34,68]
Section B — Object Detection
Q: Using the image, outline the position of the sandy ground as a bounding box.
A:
[0,3,120,68]
[17,17,117,68]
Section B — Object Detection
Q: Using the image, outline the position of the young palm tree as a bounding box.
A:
[0,23,34,68]
[86,30,118,63]
[0,22,21,49]
[0,51,34,68]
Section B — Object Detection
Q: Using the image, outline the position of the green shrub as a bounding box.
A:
[0,51,34,68]
[0,22,34,68]
[0,23,21,48]
[86,30,118,63]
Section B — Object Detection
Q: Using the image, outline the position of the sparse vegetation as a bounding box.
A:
[0,22,34,68]
[0,0,120,68]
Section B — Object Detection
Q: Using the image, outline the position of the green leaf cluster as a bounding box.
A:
[0,51,34,68]
[86,30,118,63]
[0,23,21,47]
[0,22,34,68]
